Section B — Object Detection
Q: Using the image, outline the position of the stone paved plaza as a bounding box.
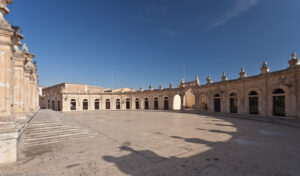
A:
[0,110,300,176]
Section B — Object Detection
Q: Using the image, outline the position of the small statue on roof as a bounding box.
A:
[22,43,29,52]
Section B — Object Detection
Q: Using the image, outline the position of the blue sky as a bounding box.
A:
[7,0,300,89]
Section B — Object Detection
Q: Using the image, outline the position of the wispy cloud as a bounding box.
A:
[208,0,258,29]
[157,27,180,36]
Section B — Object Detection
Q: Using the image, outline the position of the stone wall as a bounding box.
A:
[43,54,300,120]
[0,0,39,165]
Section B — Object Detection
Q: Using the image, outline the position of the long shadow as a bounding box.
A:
[171,136,213,145]
[102,113,300,176]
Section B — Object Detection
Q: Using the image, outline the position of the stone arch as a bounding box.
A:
[268,84,290,117]
[126,98,131,110]
[164,96,169,110]
[135,98,140,109]
[199,92,208,111]
[184,89,196,110]
[94,99,100,110]
[144,97,149,110]
[116,98,121,109]
[83,99,88,110]
[272,88,286,116]
[245,87,263,115]
[70,99,76,111]
[105,99,111,110]
[173,94,181,110]
[154,97,159,110]
[229,92,238,113]
[213,93,221,112]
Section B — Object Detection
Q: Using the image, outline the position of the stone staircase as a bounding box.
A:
[24,110,97,147]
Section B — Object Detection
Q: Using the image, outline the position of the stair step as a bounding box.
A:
[28,123,71,128]
[25,129,90,138]
[24,134,97,146]
[25,126,79,132]
[26,125,76,131]
[25,131,93,141]
[30,121,64,124]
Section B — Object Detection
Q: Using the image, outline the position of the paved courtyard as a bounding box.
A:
[1,110,300,176]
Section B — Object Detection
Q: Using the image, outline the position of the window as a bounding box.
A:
[116,99,121,109]
[144,98,149,110]
[154,97,159,110]
[214,94,221,112]
[70,99,76,110]
[249,91,258,115]
[272,88,285,116]
[83,99,88,110]
[95,99,100,110]
[229,93,238,113]
[106,99,110,109]
[135,98,140,109]
[164,97,169,110]
[126,98,130,110]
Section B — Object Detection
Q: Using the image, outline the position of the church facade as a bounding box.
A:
[42,54,300,120]
[0,0,39,164]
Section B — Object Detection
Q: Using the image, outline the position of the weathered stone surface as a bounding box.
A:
[42,55,299,120]
[1,110,299,176]
[0,1,39,164]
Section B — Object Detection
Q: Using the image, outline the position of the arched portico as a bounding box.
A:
[70,99,76,110]
[144,98,149,110]
[164,97,169,110]
[173,94,181,110]
[229,93,238,113]
[183,89,196,110]
[272,88,286,116]
[83,99,88,110]
[268,84,290,117]
[199,93,208,111]
[94,99,100,110]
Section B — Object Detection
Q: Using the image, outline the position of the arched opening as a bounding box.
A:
[214,94,221,112]
[164,97,169,110]
[184,89,195,110]
[70,99,76,110]
[83,99,88,110]
[106,99,110,110]
[48,100,50,109]
[272,88,285,116]
[199,93,208,111]
[173,94,181,110]
[116,99,121,109]
[144,98,149,110]
[249,91,258,114]
[230,93,238,113]
[126,98,130,110]
[135,98,140,109]
[154,97,159,110]
[95,99,100,110]
[57,101,61,111]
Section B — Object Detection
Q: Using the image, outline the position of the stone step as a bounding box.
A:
[30,121,64,124]
[25,129,90,138]
[26,125,76,131]
[24,134,97,146]
[28,123,70,127]
[25,128,89,137]
[25,131,93,142]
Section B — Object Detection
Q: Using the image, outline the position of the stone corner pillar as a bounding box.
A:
[0,122,19,165]
[12,54,26,120]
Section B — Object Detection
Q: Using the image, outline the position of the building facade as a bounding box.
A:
[0,0,39,164]
[42,54,300,119]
